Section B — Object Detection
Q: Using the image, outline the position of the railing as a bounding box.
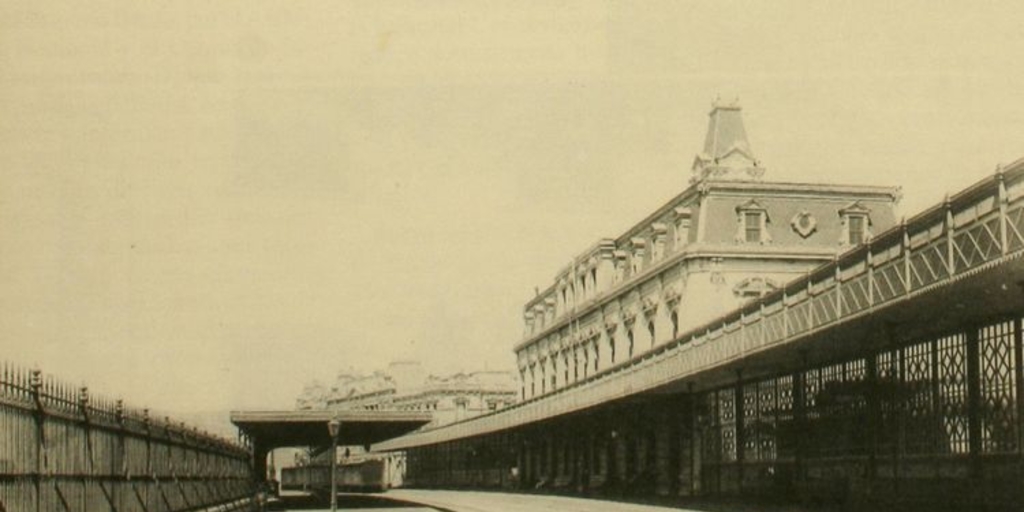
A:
[0,362,254,512]
[378,158,1024,450]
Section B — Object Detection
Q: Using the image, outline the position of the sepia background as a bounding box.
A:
[2,0,1023,434]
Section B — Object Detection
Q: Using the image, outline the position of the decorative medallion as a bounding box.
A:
[791,210,817,238]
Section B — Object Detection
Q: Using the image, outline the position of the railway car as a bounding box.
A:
[280,458,389,494]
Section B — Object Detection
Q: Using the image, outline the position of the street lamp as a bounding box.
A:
[327,418,341,512]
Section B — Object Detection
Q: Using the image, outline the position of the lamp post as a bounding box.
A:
[327,418,341,512]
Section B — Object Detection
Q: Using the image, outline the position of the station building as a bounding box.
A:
[516,101,902,401]
[296,361,517,428]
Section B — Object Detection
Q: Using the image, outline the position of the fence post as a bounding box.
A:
[115,400,126,512]
[30,369,43,512]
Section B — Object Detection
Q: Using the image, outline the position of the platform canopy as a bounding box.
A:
[230,409,432,450]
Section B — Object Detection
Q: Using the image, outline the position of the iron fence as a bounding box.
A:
[0,363,254,512]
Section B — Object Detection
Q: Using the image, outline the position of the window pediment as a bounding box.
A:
[733,276,779,299]
[839,201,872,246]
[735,199,771,244]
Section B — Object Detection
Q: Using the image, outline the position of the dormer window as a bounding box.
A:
[735,199,771,244]
[848,215,866,245]
[674,207,692,248]
[839,201,872,246]
[651,223,668,261]
[629,238,647,275]
[744,212,761,242]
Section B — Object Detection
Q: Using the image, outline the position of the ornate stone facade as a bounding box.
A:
[515,102,901,401]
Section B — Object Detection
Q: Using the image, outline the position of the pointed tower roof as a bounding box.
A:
[691,98,765,183]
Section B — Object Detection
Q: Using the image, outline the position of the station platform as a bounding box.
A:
[385,490,704,512]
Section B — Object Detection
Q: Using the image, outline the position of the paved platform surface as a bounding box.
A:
[387,490,704,512]
[274,490,708,511]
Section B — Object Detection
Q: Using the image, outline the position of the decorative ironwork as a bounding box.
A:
[742,385,758,460]
[979,321,1018,453]
[741,377,782,462]
[902,340,940,454]
[1005,203,1024,251]
[702,392,722,463]
[908,237,950,290]
[872,260,907,303]
[810,286,839,326]
[840,274,870,315]
[775,375,795,459]
[717,389,737,463]
[952,214,1002,271]
[937,333,969,454]
[761,310,785,345]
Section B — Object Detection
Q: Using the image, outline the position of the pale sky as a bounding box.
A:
[3,1,1024,430]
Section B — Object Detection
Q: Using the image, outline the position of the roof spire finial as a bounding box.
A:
[690,98,764,184]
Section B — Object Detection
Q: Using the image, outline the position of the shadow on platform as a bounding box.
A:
[273,493,434,510]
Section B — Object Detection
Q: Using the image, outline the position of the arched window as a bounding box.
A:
[648,320,656,347]
[627,329,635,358]
[671,311,679,339]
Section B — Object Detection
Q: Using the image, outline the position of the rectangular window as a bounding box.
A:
[745,212,761,242]
[849,216,865,245]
